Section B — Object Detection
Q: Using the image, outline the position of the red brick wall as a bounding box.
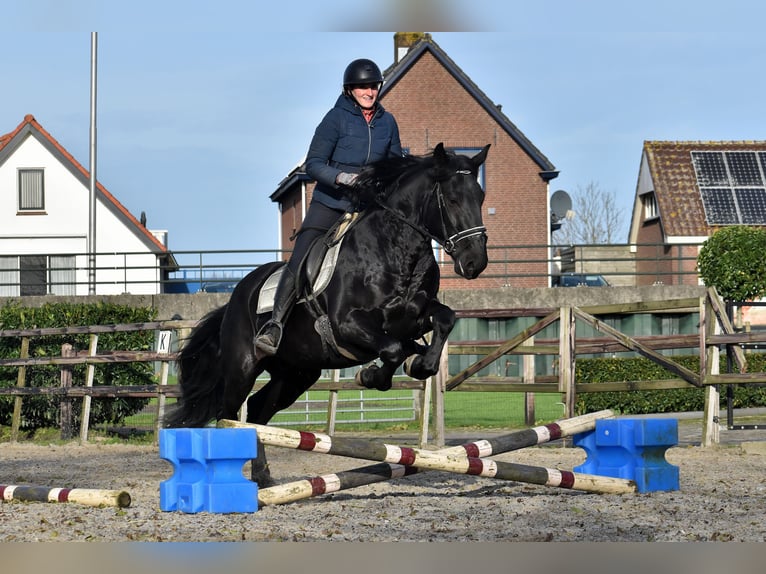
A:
[635,219,700,286]
[382,52,551,289]
[278,50,553,289]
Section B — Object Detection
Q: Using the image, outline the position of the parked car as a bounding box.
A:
[554,273,611,287]
[200,281,239,293]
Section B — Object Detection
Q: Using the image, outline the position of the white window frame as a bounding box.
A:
[49,255,76,296]
[0,256,20,296]
[18,168,45,211]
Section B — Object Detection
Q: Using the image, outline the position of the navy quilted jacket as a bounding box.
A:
[306,93,402,210]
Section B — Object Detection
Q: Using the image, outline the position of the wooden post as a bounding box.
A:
[415,331,433,448]
[431,343,448,447]
[155,329,172,443]
[60,343,74,440]
[418,377,431,448]
[79,333,99,443]
[325,369,340,434]
[523,335,535,426]
[702,294,720,446]
[559,306,576,419]
[10,337,30,442]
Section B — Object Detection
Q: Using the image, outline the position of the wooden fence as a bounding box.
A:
[440,287,766,446]
[1,288,764,446]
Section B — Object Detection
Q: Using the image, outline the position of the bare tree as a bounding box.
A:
[552,181,626,245]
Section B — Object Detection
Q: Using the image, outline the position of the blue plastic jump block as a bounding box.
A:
[573,418,680,493]
[159,427,259,513]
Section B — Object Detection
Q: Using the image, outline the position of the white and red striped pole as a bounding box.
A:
[221,410,634,505]
[1,484,131,508]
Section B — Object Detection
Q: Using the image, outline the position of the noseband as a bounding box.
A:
[435,170,487,254]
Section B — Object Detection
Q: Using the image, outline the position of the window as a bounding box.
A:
[49,255,76,296]
[0,257,19,296]
[643,193,658,219]
[18,169,45,211]
[0,255,76,295]
[20,255,47,295]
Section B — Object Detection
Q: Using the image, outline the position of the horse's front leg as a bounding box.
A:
[337,311,407,391]
[403,299,456,381]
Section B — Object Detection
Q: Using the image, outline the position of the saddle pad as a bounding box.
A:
[256,240,343,314]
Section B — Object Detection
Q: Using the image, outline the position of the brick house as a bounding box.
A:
[628,140,766,286]
[270,33,558,289]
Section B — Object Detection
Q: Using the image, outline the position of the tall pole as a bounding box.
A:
[88,32,98,294]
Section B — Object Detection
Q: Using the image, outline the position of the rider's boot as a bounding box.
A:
[255,268,296,357]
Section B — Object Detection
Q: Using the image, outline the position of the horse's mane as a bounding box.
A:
[352,150,441,207]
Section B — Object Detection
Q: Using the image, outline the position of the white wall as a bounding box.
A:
[0,132,164,295]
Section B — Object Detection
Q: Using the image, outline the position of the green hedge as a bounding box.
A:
[576,353,766,415]
[0,301,158,431]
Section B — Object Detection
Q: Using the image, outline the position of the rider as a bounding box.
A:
[255,58,403,357]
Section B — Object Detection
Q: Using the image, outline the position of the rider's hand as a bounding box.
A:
[336,172,358,186]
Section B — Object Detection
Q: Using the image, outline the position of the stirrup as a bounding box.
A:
[255,320,283,356]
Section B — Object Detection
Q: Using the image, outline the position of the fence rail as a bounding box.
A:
[0,242,702,295]
[1,288,765,446]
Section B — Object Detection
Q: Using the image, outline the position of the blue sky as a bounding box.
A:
[4,1,766,253]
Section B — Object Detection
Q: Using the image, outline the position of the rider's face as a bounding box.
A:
[349,83,380,109]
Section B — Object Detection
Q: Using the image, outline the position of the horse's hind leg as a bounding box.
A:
[244,363,321,487]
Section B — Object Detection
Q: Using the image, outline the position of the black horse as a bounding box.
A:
[166,142,490,485]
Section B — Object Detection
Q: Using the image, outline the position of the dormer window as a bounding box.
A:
[643,192,658,220]
[18,168,45,211]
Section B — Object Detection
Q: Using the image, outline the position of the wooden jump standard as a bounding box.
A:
[219,409,636,502]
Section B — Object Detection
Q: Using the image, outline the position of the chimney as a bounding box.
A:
[394,32,431,63]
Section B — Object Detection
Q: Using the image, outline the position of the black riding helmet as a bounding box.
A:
[343,58,383,89]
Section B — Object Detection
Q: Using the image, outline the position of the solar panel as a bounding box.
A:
[700,188,738,224]
[726,152,763,186]
[692,151,766,225]
[692,152,728,186]
[736,188,766,224]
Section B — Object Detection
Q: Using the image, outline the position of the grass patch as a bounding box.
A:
[444,391,566,429]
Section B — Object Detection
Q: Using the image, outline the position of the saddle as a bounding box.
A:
[256,212,358,315]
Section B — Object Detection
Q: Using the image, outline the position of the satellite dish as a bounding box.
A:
[550,189,572,221]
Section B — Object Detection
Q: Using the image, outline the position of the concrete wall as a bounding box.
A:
[559,245,637,287]
[1,284,707,323]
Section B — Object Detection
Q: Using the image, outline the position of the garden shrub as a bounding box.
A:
[576,353,766,415]
[0,301,157,431]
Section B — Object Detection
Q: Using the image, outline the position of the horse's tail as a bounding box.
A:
[164,305,228,428]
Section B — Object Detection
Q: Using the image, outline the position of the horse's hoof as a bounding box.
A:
[251,467,276,488]
[404,354,433,380]
[404,354,418,377]
[355,365,391,391]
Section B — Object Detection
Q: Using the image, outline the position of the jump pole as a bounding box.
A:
[220,410,635,503]
[255,409,615,506]
[1,484,131,508]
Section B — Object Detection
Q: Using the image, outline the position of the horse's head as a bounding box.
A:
[425,143,490,279]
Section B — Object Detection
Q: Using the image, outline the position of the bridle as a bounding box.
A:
[435,170,487,254]
[374,169,487,255]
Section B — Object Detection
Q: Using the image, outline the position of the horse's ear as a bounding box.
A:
[471,144,491,169]
[432,143,451,179]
